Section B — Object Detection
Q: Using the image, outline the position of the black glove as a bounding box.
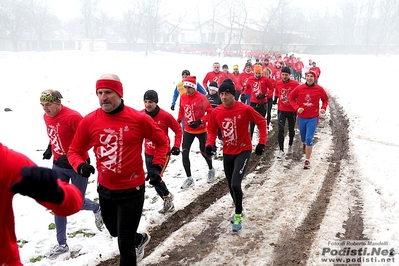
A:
[146,165,162,186]
[56,155,71,168]
[77,163,95,178]
[205,145,215,157]
[171,105,175,111]
[273,97,278,105]
[189,120,202,129]
[171,147,180,156]
[43,145,52,160]
[256,94,267,100]
[240,94,247,103]
[255,144,265,155]
[11,166,64,204]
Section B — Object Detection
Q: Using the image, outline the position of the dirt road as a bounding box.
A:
[98,95,360,266]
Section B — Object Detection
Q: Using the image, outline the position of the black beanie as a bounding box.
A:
[144,90,158,103]
[281,66,291,74]
[218,79,236,96]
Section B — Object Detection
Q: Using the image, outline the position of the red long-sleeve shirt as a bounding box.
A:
[141,108,182,156]
[243,76,274,104]
[206,101,267,155]
[43,106,89,161]
[178,91,213,134]
[0,143,83,266]
[203,71,228,88]
[68,106,169,190]
[288,83,329,118]
[239,71,253,91]
[275,79,300,112]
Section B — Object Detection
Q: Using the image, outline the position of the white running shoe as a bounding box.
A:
[44,244,69,260]
[277,150,285,159]
[304,159,310,169]
[94,207,103,230]
[181,177,194,189]
[207,168,215,183]
[136,231,151,263]
[287,145,293,154]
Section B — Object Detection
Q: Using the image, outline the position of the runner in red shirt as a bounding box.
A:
[239,62,254,104]
[202,62,228,90]
[274,67,300,158]
[142,90,182,214]
[40,90,102,259]
[1,143,83,266]
[178,76,215,188]
[288,71,328,169]
[230,64,242,100]
[294,57,305,82]
[205,79,266,232]
[309,62,321,84]
[243,65,274,139]
[68,74,169,264]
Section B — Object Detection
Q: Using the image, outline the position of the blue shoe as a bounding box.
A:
[232,214,243,232]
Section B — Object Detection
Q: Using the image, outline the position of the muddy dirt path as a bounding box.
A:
[97,95,362,266]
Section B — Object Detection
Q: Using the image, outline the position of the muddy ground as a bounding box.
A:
[97,95,361,266]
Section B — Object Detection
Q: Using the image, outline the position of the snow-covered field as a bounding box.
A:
[0,51,398,265]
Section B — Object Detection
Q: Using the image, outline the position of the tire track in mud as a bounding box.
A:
[97,119,280,266]
[97,96,364,266]
[271,95,366,265]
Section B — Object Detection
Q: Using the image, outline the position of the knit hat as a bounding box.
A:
[281,66,291,74]
[144,90,158,103]
[183,76,197,89]
[218,79,235,96]
[233,65,239,70]
[306,70,317,78]
[208,82,218,91]
[182,69,190,75]
[222,64,228,69]
[96,79,123,98]
[254,65,263,74]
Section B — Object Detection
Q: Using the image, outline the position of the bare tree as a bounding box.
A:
[256,0,288,51]
[79,0,99,39]
[25,0,59,51]
[374,0,399,54]
[0,0,29,51]
[221,0,248,50]
[120,7,143,44]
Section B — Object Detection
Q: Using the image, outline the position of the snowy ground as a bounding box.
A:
[0,51,398,266]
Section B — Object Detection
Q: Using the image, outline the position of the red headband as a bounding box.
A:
[96,79,123,98]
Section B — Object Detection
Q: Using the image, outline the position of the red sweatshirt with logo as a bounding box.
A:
[288,83,329,118]
[206,101,267,155]
[68,106,169,190]
[178,91,213,134]
[275,79,300,112]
